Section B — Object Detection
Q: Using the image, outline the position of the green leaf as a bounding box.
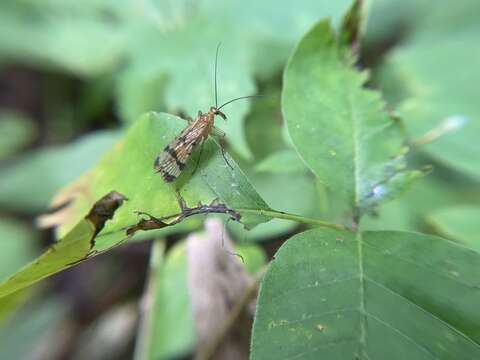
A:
[0,218,38,322]
[0,218,37,281]
[244,85,286,160]
[0,110,36,160]
[339,0,363,52]
[135,240,195,360]
[362,158,480,233]
[117,0,352,158]
[428,206,480,252]
[283,20,414,215]
[0,191,127,298]
[252,228,480,359]
[235,243,267,274]
[228,170,317,241]
[116,68,168,125]
[0,130,119,212]
[0,1,352,157]
[379,1,480,178]
[0,1,126,76]
[255,149,306,174]
[52,112,270,248]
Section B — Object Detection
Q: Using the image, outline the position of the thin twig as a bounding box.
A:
[196,267,267,360]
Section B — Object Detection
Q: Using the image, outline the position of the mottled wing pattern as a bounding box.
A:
[154,121,207,182]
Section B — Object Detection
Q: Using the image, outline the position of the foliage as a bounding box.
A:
[252,229,480,359]
[0,0,479,359]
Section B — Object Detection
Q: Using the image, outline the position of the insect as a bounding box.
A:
[154,44,258,182]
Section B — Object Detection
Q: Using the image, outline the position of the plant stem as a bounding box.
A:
[197,266,267,360]
[413,115,468,146]
[237,208,350,231]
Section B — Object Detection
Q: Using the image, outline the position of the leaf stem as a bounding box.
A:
[413,115,468,146]
[237,208,350,232]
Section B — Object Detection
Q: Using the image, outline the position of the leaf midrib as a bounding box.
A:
[356,230,367,356]
[344,62,367,356]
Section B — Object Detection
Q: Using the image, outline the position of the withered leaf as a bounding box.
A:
[0,191,127,298]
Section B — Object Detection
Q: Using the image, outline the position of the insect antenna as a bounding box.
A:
[217,95,262,111]
[214,42,221,109]
[214,43,261,112]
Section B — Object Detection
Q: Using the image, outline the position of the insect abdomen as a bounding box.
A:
[154,115,211,182]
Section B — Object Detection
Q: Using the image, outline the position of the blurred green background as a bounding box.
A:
[1,0,479,359]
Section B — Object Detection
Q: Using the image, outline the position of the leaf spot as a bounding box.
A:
[449,270,460,277]
[372,184,387,199]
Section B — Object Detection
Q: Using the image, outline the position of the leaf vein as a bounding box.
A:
[364,276,480,348]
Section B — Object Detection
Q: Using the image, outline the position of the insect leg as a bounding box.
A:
[210,125,226,137]
[192,140,205,176]
[175,191,188,211]
[221,144,234,170]
[212,130,234,171]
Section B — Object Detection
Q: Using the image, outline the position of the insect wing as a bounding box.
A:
[154,123,203,182]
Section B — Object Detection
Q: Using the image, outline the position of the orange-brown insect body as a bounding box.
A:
[154,107,226,182]
[154,43,257,183]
